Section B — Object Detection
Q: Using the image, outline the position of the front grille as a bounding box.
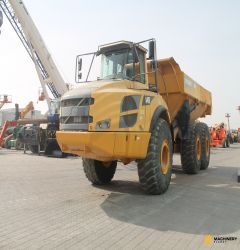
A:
[60,116,93,124]
[61,98,94,107]
[60,97,93,131]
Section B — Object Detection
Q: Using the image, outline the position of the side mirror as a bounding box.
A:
[78,57,82,71]
[148,40,156,60]
[149,40,158,70]
[149,39,158,91]
[75,56,83,82]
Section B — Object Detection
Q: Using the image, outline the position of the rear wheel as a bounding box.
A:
[181,122,201,174]
[198,123,210,170]
[137,118,173,195]
[83,158,117,185]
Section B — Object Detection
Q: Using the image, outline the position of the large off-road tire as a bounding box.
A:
[198,122,210,170]
[82,158,117,185]
[181,122,201,174]
[137,118,173,195]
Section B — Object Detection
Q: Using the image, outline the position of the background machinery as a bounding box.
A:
[0,94,11,109]
[231,129,240,143]
[56,39,212,195]
[18,101,34,119]
[210,122,229,148]
[0,0,69,155]
[0,101,35,149]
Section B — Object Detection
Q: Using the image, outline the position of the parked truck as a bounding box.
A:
[56,39,212,194]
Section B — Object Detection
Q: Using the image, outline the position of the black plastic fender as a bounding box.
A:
[150,106,170,131]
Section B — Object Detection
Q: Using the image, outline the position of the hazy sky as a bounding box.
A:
[0,0,240,128]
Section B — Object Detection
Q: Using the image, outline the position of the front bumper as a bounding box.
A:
[56,131,151,161]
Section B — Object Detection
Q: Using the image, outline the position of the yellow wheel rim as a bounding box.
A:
[160,139,170,175]
[206,138,210,158]
[196,136,201,161]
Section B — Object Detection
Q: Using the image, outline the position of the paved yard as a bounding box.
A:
[0,144,239,249]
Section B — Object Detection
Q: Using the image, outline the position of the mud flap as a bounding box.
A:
[175,100,190,139]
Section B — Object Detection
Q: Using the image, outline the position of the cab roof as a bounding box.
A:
[97,40,147,55]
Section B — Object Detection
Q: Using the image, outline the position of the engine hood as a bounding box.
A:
[62,79,131,100]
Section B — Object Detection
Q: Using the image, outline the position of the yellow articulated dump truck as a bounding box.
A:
[56,39,212,195]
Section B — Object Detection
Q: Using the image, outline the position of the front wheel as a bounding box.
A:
[83,158,117,185]
[137,118,173,195]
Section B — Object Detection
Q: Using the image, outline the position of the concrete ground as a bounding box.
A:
[0,144,239,250]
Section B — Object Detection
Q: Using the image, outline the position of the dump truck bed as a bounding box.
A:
[148,57,212,122]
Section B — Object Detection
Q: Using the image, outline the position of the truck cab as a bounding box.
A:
[98,41,147,85]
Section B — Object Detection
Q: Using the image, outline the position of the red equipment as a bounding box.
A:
[0,120,17,146]
[38,88,45,101]
[210,123,229,148]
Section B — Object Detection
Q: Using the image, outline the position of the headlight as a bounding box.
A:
[96,119,111,129]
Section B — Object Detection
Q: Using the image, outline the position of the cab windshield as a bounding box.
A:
[100,48,145,84]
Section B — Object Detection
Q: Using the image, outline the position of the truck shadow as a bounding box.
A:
[99,165,240,235]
